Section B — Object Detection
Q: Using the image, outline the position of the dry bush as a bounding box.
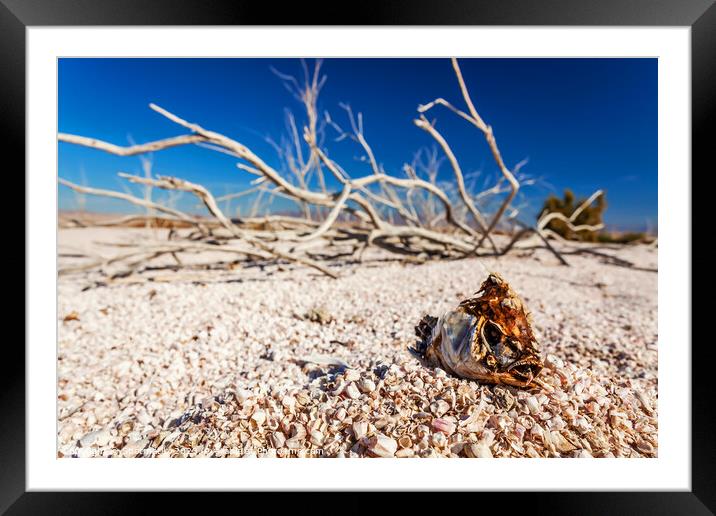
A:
[58,58,602,280]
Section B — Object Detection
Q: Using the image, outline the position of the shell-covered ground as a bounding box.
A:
[57,228,658,458]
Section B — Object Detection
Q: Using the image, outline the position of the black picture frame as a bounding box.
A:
[4,0,712,513]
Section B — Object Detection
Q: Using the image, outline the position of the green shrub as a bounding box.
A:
[538,189,607,242]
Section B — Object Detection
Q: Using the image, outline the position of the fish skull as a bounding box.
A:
[412,273,544,388]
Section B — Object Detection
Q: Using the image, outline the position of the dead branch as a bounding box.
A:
[418,58,520,254]
[504,221,570,266]
[58,133,205,155]
[354,172,477,238]
[58,178,210,233]
[58,58,605,279]
[414,116,493,243]
[117,173,338,278]
[292,184,352,242]
[537,189,605,234]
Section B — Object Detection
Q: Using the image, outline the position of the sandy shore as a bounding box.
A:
[57,227,658,458]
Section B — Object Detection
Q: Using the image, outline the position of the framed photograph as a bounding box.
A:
[6,0,712,512]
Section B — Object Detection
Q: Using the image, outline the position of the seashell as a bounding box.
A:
[431,432,447,448]
[235,389,253,404]
[431,417,457,436]
[487,414,508,431]
[358,378,376,393]
[344,383,361,400]
[430,400,450,417]
[118,420,134,435]
[524,443,541,458]
[412,411,432,422]
[121,438,149,458]
[281,395,296,411]
[573,417,592,434]
[398,435,413,449]
[466,441,493,458]
[152,430,170,449]
[270,431,286,449]
[251,409,266,426]
[374,417,391,430]
[411,273,544,389]
[79,428,111,448]
[492,385,515,411]
[573,381,585,396]
[551,431,577,454]
[288,423,306,440]
[545,354,564,370]
[525,396,540,414]
[634,390,654,415]
[366,434,397,457]
[509,441,525,455]
[449,433,463,445]
[635,439,654,455]
[310,430,324,446]
[396,448,415,458]
[516,415,534,430]
[295,391,311,405]
[331,379,346,397]
[352,421,369,440]
[549,415,566,431]
[265,415,280,431]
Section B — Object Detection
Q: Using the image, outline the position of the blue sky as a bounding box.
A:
[58,58,657,231]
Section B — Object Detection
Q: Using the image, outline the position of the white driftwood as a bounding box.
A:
[58,58,583,278]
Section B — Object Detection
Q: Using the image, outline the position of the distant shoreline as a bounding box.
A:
[58,209,658,237]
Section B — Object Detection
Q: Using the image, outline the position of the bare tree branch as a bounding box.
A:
[418,58,521,254]
[58,58,600,280]
[117,173,338,278]
[58,133,205,155]
[59,178,209,232]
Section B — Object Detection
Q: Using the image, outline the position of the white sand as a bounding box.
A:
[57,227,658,458]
